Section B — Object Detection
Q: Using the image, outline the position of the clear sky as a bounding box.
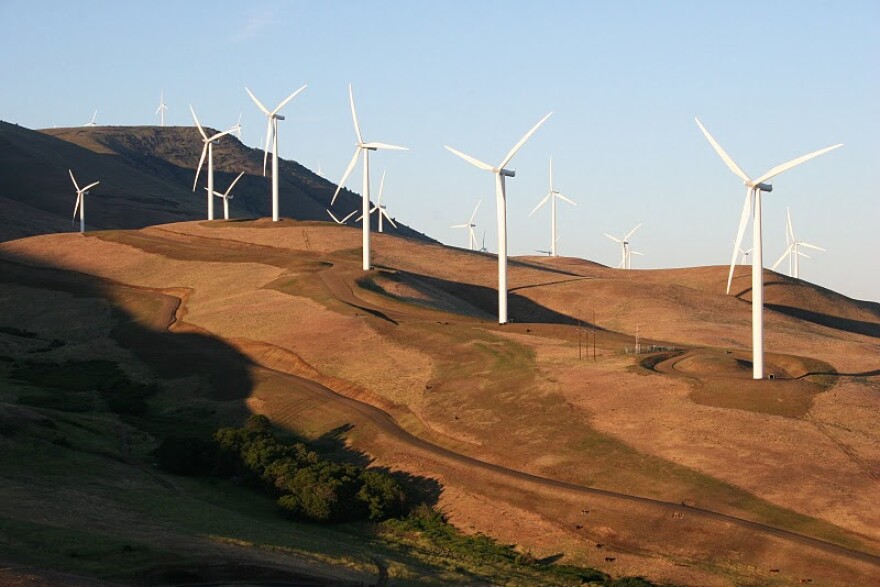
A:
[1,1,877,301]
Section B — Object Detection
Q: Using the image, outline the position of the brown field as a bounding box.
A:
[1,218,878,586]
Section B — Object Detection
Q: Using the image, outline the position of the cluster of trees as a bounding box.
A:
[157,415,407,523]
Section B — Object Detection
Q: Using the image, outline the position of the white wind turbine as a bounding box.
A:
[246,85,307,222]
[84,110,98,127]
[451,200,481,250]
[205,172,244,220]
[529,157,576,256]
[604,224,642,269]
[695,117,841,379]
[191,105,240,221]
[327,208,358,224]
[738,246,752,265]
[69,169,99,234]
[356,170,397,233]
[331,84,408,271]
[772,207,824,279]
[445,112,552,324]
[156,91,168,126]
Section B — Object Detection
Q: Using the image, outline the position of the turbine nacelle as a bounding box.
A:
[500,168,515,177]
[749,181,773,192]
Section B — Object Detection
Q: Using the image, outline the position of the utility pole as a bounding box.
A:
[635,324,641,355]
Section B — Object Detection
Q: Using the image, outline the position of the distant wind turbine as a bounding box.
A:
[604,224,642,269]
[156,91,168,127]
[445,112,553,324]
[695,117,841,379]
[84,110,98,127]
[327,208,357,225]
[205,172,244,220]
[190,105,240,221]
[772,207,824,279]
[479,231,488,253]
[246,85,307,222]
[738,246,752,265]
[356,170,397,233]
[69,169,99,234]
[529,157,575,256]
[451,200,481,250]
[331,84,408,271]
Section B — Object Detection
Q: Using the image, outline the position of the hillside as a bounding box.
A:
[1,221,878,586]
[0,121,434,243]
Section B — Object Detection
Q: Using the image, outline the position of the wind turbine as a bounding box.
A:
[204,172,244,220]
[191,105,239,221]
[772,207,824,279]
[84,110,98,127]
[69,169,99,234]
[445,112,553,324]
[529,157,576,256]
[356,171,397,233]
[327,208,357,224]
[695,117,841,379]
[234,112,243,139]
[603,224,642,269]
[451,200,481,250]
[246,85,307,222]
[331,84,408,271]
[479,231,488,253]
[738,246,752,265]
[156,91,168,127]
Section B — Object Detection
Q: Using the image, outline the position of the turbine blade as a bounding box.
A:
[529,192,552,216]
[225,171,245,196]
[341,210,358,223]
[73,193,81,221]
[190,105,208,140]
[349,84,363,144]
[797,251,813,259]
[772,244,794,270]
[694,117,751,184]
[245,87,271,115]
[331,148,361,206]
[208,126,238,142]
[469,200,481,224]
[377,170,386,205]
[381,208,397,228]
[603,233,622,243]
[81,181,99,192]
[726,189,752,294]
[362,142,408,151]
[798,242,825,252]
[624,223,642,241]
[499,111,553,170]
[630,251,645,256]
[327,209,342,224]
[193,143,208,191]
[68,169,80,191]
[444,145,494,171]
[262,120,273,176]
[753,144,843,186]
[556,193,577,206]
[271,84,307,115]
[451,223,469,228]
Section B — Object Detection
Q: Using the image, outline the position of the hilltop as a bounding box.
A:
[0,220,878,586]
[0,121,434,243]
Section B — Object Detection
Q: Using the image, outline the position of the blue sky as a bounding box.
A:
[1,1,878,301]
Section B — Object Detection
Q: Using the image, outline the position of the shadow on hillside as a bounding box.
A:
[766,304,880,339]
[393,269,602,327]
[0,250,442,496]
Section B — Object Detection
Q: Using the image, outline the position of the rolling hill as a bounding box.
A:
[1,219,878,586]
[0,121,434,243]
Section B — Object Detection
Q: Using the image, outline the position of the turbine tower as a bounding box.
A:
[205,172,244,220]
[771,207,824,279]
[451,200,481,250]
[331,84,408,271]
[604,224,642,269]
[445,112,553,324]
[68,169,99,234]
[191,105,239,221]
[156,91,168,127]
[695,117,841,379]
[529,157,576,256]
[246,85,307,222]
